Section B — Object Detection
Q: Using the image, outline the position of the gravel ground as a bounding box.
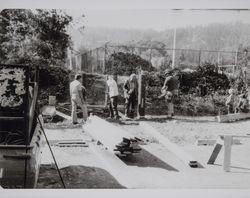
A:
[118,118,250,146]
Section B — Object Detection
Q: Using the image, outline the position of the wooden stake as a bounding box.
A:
[207,136,223,164]
[223,135,233,172]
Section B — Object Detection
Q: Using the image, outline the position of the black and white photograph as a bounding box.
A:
[0,0,250,197]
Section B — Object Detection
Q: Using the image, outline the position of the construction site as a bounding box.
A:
[1,8,250,191]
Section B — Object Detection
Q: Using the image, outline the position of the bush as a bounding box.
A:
[105,52,155,75]
[38,66,70,106]
[144,63,230,116]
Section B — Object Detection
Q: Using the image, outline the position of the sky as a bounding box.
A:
[68,9,250,31]
[1,0,250,31]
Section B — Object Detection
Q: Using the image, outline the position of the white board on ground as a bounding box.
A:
[217,112,250,123]
[83,115,135,151]
[140,122,198,167]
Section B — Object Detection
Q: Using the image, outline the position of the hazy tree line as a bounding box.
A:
[77,22,250,51]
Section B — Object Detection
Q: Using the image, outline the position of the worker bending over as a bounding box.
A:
[159,70,180,118]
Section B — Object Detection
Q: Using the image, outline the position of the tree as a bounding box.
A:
[0,9,72,66]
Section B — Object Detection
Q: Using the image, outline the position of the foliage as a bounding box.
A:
[0,9,72,66]
[146,63,230,95]
[237,44,250,68]
[38,67,71,106]
[0,9,73,106]
[105,52,155,75]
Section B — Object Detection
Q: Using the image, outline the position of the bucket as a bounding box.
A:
[49,96,56,106]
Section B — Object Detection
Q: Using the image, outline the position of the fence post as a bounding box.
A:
[137,69,146,118]
[198,50,201,66]
[234,49,238,74]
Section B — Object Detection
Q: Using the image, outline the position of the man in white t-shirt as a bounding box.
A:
[70,74,88,124]
[106,75,119,119]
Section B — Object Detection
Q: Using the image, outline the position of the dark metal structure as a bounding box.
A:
[0,64,42,188]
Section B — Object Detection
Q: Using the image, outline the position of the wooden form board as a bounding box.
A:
[0,168,3,179]
[83,115,135,152]
[139,122,198,167]
[217,112,250,123]
[196,139,241,146]
[55,110,71,120]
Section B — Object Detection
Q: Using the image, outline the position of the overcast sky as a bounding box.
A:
[68,9,250,31]
[1,0,250,31]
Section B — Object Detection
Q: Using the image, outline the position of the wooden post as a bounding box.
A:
[81,72,87,87]
[172,28,176,69]
[96,47,99,72]
[104,75,108,107]
[0,168,3,179]
[234,50,238,74]
[217,52,220,66]
[137,70,146,118]
[103,43,108,74]
[223,135,233,172]
[198,50,202,66]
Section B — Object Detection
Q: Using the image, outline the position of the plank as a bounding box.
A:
[0,168,3,179]
[83,115,136,152]
[0,116,24,121]
[196,139,217,146]
[54,143,88,147]
[207,136,224,164]
[217,112,250,123]
[140,122,198,167]
[28,82,39,141]
[55,110,71,120]
[196,139,241,146]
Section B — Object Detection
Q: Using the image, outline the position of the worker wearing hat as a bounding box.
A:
[70,74,88,124]
[160,69,180,118]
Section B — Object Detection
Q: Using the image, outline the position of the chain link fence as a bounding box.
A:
[69,44,239,75]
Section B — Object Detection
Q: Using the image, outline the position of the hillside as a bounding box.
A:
[70,22,250,52]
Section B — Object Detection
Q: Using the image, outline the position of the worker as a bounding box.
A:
[106,75,120,119]
[159,69,180,118]
[123,73,138,118]
[236,92,249,113]
[70,74,88,124]
[225,88,236,114]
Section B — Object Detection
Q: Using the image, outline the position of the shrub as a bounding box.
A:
[38,66,70,106]
[105,52,155,75]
